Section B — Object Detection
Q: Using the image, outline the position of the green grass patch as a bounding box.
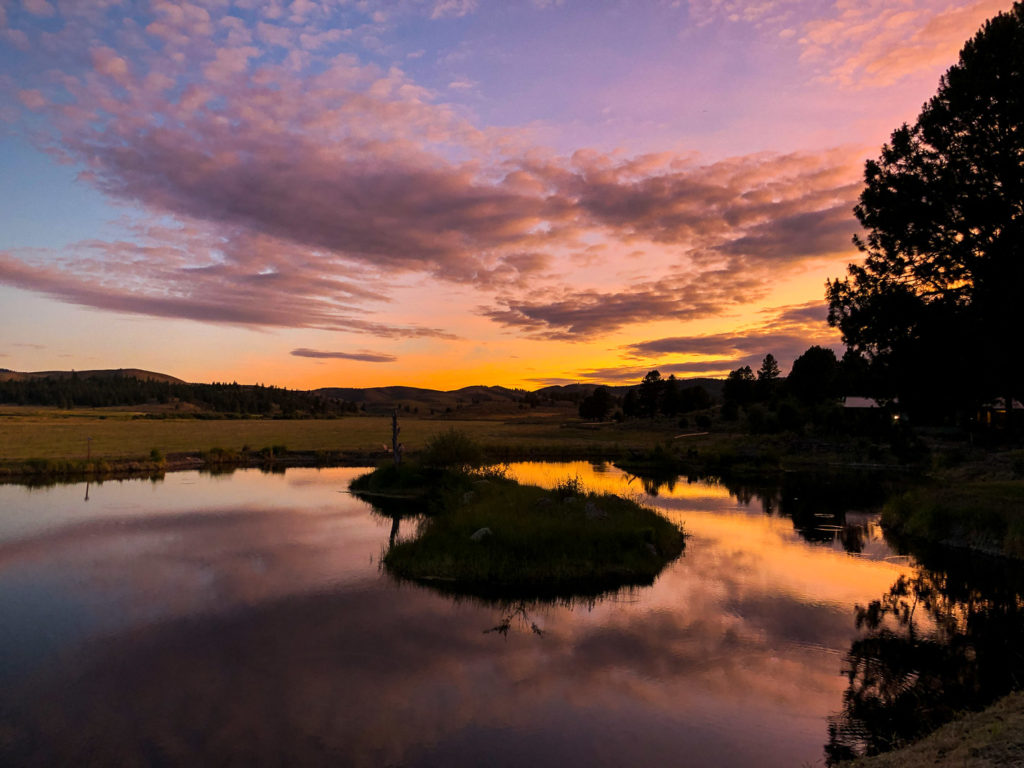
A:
[372,467,686,599]
[883,480,1024,558]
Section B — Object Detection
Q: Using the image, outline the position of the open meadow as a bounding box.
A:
[0,405,686,465]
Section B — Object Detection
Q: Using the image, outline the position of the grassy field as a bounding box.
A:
[0,405,688,464]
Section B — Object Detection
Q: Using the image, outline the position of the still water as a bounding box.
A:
[0,463,1017,766]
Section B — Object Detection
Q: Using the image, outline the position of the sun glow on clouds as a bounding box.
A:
[0,0,1002,387]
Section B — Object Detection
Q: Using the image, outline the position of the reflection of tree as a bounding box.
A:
[825,551,1024,764]
[485,601,545,638]
[635,471,677,497]
[620,466,889,553]
[351,492,426,551]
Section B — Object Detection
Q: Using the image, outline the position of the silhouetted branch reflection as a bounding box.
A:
[485,601,546,638]
[825,545,1024,764]
[351,491,428,552]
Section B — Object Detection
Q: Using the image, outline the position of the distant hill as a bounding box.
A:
[0,367,724,416]
[314,378,723,415]
[313,384,526,413]
[0,368,350,416]
[0,368,185,384]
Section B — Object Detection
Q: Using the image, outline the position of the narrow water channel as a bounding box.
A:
[0,463,1019,766]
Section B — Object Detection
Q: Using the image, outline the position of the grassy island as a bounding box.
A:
[351,449,685,599]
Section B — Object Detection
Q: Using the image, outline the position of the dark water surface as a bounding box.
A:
[0,462,1003,766]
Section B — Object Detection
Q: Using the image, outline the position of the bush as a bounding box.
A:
[149,448,164,463]
[777,401,804,433]
[695,413,712,430]
[256,444,288,459]
[1010,450,1024,478]
[201,446,238,464]
[720,402,739,421]
[421,429,483,469]
[554,475,585,499]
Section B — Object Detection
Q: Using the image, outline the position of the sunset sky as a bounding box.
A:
[0,0,1009,390]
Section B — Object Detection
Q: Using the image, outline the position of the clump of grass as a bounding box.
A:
[200,446,238,465]
[256,444,287,460]
[382,472,685,598]
[350,461,432,494]
[553,475,584,499]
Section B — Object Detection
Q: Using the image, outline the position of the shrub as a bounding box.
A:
[202,446,238,464]
[421,429,483,469]
[720,402,739,421]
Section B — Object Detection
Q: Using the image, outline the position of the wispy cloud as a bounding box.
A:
[687,0,1005,88]
[622,301,841,372]
[290,348,397,363]
[799,0,1007,88]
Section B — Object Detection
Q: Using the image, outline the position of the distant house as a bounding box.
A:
[977,397,1024,429]
[841,396,883,410]
[841,396,901,428]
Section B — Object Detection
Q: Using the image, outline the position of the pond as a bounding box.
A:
[0,462,1021,766]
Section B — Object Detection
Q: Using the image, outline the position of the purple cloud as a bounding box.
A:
[290,348,397,363]
[622,301,842,373]
[0,3,864,342]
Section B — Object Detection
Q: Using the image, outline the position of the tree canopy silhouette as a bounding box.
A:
[827,3,1024,417]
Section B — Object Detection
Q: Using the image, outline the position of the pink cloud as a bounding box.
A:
[1,28,31,50]
[623,301,841,372]
[0,1,870,343]
[799,0,1007,88]
[17,89,47,110]
[202,45,260,81]
[290,348,397,362]
[22,0,56,18]
[430,0,478,20]
[90,46,131,84]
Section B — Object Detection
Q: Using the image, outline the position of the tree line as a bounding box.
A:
[0,373,357,417]
[578,373,714,423]
[579,344,889,436]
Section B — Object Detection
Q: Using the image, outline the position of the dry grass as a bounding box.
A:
[844,691,1024,768]
[0,407,681,463]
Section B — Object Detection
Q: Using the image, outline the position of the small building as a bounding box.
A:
[977,397,1024,429]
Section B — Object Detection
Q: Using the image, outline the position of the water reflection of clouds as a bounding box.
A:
[0,465,920,767]
[3,572,845,767]
[0,501,390,642]
[0,467,372,544]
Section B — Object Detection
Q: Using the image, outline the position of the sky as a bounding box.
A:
[0,0,1011,390]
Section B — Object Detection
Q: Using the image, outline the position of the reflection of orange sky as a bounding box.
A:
[506,461,915,611]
